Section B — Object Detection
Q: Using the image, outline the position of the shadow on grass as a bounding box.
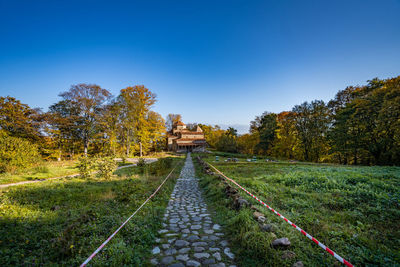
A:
[0,164,182,267]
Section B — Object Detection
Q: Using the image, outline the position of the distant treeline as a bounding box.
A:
[0,84,165,172]
[202,76,400,165]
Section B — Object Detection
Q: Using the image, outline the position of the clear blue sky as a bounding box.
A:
[1,0,399,133]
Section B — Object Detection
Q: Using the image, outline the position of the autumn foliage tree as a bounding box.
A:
[119,85,158,156]
[248,76,400,165]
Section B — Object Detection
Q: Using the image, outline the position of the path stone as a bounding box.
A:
[150,153,235,266]
[152,246,160,254]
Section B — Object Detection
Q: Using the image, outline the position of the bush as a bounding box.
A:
[0,133,40,172]
[137,158,146,174]
[97,157,117,179]
[137,158,146,168]
[77,156,95,178]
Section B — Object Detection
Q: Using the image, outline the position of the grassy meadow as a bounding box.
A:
[0,161,79,185]
[0,156,184,266]
[194,153,400,266]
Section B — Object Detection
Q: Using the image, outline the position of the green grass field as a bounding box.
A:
[0,161,79,185]
[194,153,400,266]
[0,157,183,266]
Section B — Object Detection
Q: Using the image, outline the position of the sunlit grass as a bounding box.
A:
[0,157,184,266]
[0,160,79,185]
[194,153,400,266]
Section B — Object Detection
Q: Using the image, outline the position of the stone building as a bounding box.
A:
[167,121,207,152]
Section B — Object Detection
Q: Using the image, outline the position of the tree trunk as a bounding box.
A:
[353,149,358,165]
[126,129,130,157]
[84,142,88,156]
[58,141,62,161]
[84,133,88,156]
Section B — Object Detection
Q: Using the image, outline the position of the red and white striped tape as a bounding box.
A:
[80,166,177,267]
[207,162,353,267]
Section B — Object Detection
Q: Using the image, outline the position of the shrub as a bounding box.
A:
[137,158,146,168]
[97,157,117,179]
[0,133,40,172]
[77,156,95,178]
[137,158,147,174]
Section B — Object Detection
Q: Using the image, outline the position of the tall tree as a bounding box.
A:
[250,112,278,154]
[98,100,122,156]
[59,83,112,155]
[237,133,259,155]
[271,111,300,159]
[47,99,82,160]
[119,85,156,156]
[147,111,166,152]
[292,100,330,162]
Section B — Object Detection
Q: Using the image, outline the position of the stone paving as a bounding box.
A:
[150,153,236,267]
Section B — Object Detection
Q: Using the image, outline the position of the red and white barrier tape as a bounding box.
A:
[207,162,353,267]
[80,166,177,267]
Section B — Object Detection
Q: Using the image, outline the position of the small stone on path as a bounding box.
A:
[152,247,160,254]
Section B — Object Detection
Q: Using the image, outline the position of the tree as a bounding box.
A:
[0,96,43,141]
[292,100,330,162]
[59,83,112,155]
[119,85,157,156]
[166,114,182,132]
[250,112,278,154]
[98,100,122,156]
[216,135,238,153]
[147,111,166,152]
[46,100,82,160]
[270,111,300,159]
[198,124,225,148]
[237,133,259,155]
[226,127,238,137]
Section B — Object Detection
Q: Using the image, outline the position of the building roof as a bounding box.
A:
[176,121,186,126]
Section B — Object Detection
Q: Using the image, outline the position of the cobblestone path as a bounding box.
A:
[150,153,236,267]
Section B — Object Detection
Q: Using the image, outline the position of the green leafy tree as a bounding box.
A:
[46,100,82,160]
[98,100,122,156]
[216,135,238,153]
[59,84,112,156]
[292,100,330,162]
[250,112,278,154]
